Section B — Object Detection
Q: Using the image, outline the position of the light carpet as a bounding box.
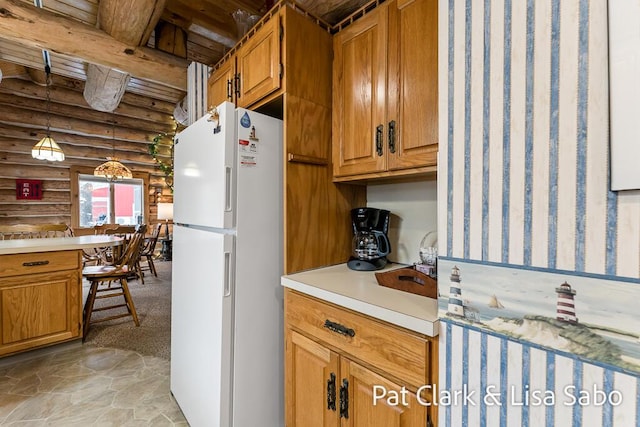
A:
[83,260,173,360]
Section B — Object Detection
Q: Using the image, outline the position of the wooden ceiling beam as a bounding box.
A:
[0,124,172,155]
[0,141,169,167]
[0,104,154,142]
[0,81,175,129]
[98,0,167,47]
[0,0,188,90]
[0,92,175,134]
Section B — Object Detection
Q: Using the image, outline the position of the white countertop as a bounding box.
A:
[0,235,123,255]
[281,263,440,337]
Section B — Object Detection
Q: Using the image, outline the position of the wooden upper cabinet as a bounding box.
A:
[386,0,438,171]
[208,57,236,109]
[236,16,282,108]
[332,6,388,177]
[332,0,438,182]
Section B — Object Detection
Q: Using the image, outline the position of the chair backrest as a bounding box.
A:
[116,224,147,270]
[0,224,73,240]
[103,225,137,236]
[142,223,163,254]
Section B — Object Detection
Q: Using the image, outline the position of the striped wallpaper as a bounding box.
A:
[439,321,639,427]
[436,0,640,425]
[437,0,640,280]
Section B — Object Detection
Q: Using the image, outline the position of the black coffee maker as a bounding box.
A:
[347,207,391,271]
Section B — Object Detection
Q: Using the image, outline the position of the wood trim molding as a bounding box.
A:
[69,165,150,230]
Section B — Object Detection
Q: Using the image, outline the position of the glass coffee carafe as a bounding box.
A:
[353,230,390,260]
[347,207,392,271]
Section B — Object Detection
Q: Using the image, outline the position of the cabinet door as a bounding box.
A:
[208,57,236,108]
[286,329,340,427]
[332,6,388,177]
[0,270,81,355]
[236,16,281,108]
[386,0,438,170]
[340,358,426,427]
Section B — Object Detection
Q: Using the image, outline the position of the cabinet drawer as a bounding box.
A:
[0,251,80,278]
[285,290,429,388]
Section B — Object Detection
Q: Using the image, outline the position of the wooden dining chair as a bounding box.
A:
[0,223,73,240]
[139,223,163,278]
[81,225,147,340]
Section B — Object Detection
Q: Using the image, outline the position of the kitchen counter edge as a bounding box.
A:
[281,263,440,337]
[0,236,123,255]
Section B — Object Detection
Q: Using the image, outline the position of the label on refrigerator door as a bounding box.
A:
[239,139,258,167]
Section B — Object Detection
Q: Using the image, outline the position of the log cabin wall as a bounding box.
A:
[0,74,177,228]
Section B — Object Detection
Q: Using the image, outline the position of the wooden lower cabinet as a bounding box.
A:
[285,289,436,426]
[0,250,82,356]
[342,358,426,427]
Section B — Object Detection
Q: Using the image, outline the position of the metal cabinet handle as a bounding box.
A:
[388,120,396,153]
[227,79,233,100]
[327,373,336,411]
[22,260,50,267]
[324,319,355,337]
[339,379,349,419]
[376,124,384,156]
[234,73,241,98]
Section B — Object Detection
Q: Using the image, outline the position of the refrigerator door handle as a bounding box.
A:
[223,251,232,297]
[225,166,232,212]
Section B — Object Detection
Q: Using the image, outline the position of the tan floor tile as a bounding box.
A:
[3,392,72,423]
[7,375,40,397]
[0,345,186,426]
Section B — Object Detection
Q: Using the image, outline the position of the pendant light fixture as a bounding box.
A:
[93,114,133,181]
[31,62,65,162]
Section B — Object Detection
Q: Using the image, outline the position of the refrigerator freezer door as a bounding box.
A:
[171,225,234,427]
[173,101,236,229]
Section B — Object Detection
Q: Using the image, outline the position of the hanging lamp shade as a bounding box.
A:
[94,113,133,181]
[94,157,133,181]
[32,136,65,161]
[32,62,65,162]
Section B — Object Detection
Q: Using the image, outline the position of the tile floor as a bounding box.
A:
[0,343,187,426]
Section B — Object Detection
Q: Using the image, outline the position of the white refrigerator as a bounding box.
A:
[170,101,284,427]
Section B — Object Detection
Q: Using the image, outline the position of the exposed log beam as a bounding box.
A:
[0,0,188,90]
[0,78,175,125]
[0,59,26,78]
[0,178,70,191]
[43,74,179,115]
[0,125,173,156]
[98,0,166,47]
[0,140,171,166]
[0,93,175,134]
[0,105,155,142]
[84,0,167,111]
[0,151,164,176]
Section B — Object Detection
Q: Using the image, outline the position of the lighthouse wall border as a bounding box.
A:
[437,0,640,425]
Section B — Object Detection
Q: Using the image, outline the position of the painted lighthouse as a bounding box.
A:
[447,266,464,317]
[555,281,578,323]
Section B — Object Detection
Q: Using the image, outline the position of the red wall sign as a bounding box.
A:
[16,179,43,200]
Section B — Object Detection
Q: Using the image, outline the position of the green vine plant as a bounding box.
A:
[149,132,175,192]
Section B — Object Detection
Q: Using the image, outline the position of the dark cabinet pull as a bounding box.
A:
[327,372,336,411]
[324,319,355,337]
[234,73,241,98]
[375,124,384,156]
[388,120,396,153]
[226,79,233,100]
[339,379,349,419]
[22,260,50,267]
